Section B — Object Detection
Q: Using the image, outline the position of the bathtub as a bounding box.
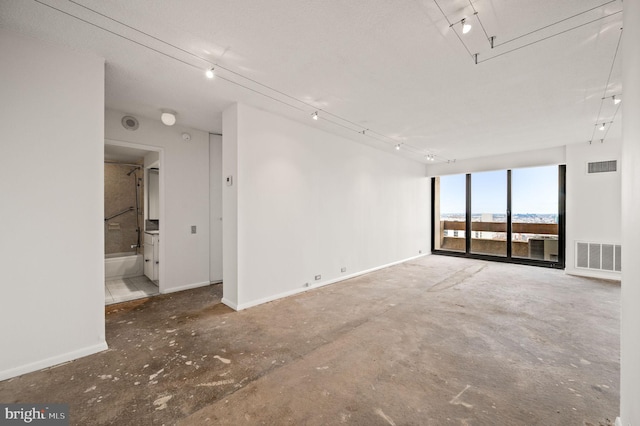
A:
[105,252,144,280]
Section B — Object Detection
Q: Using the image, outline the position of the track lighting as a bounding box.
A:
[205,68,215,79]
[312,111,319,120]
[613,95,621,105]
[161,110,176,126]
[395,144,401,151]
[461,18,472,34]
[599,123,606,131]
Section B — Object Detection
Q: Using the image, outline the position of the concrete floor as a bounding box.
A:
[0,256,619,425]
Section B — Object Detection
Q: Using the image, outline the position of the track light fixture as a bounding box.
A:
[613,95,621,105]
[205,67,215,79]
[599,123,606,131]
[312,111,319,120]
[395,144,401,151]
[425,154,436,161]
[461,18,472,34]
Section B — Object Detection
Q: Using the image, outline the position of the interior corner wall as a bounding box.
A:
[565,140,621,280]
[620,0,640,423]
[209,134,223,283]
[0,30,106,380]
[222,104,239,309]
[229,103,430,310]
[105,109,211,294]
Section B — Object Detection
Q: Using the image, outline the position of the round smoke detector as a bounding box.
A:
[121,115,139,131]
[182,132,191,141]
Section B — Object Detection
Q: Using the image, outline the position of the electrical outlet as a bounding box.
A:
[191,225,197,234]
[419,250,422,254]
[304,282,309,287]
[314,275,321,281]
[341,267,346,273]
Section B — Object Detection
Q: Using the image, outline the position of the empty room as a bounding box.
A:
[1,1,639,425]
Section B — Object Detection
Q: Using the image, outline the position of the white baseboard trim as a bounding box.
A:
[565,268,621,282]
[161,280,211,294]
[0,341,108,382]
[235,253,429,311]
[615,417,622,426]
[221,297,238,311]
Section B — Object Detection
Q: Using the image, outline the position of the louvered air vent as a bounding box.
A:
[587,160,617,174]
[576,242,621,272]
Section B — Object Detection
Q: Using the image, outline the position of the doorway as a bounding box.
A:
[104,141,163,304]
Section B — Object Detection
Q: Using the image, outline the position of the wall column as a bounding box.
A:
[620,0,640,424]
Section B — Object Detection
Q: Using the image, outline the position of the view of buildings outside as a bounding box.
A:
[439,166,558,244]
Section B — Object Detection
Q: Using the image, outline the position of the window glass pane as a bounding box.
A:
[511,166,558,260]
[471,170,507,256]
[434,174,466,252]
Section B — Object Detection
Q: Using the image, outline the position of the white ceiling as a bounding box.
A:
[1,0,623,163]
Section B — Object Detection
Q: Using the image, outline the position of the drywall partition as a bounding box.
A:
[425,146,566,177]
[0,31,106,380]
[225,103,430,310]
[565,140,621,280]
[620,0,640,424]
[222,105,239,309]
[210,134,223,283]
[105,109,211,294]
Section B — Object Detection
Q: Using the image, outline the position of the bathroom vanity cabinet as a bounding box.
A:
[144,231,159,283]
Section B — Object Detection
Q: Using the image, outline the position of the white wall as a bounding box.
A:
[105,109,211,294]
[222,105,239,308]
[209,134,223,283]
[224,104,430,310]
[426,146,566,177]
[0,31,106,380]
[565,140,621,280]
[620,0,640,423]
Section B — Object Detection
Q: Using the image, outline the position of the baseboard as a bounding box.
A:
[565,268,621,282]
[615,417,621,426]
[160,281,211,294]
[0,341,108,382]
[221,297,238,311]
[235,253,429,311]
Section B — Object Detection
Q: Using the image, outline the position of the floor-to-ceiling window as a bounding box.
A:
[433,174,466,252]
[511,165,560,261]
[431,165,565,268]
[471,170,508,257]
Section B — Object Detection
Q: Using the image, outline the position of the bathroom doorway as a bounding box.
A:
[104,142,162,304]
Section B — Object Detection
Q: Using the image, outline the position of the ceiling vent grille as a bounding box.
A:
[587,160,617,174]
[576,241,621,272]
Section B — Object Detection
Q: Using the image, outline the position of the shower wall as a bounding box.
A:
[104,164,144,255]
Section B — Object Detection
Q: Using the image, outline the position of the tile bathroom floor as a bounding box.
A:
[105,275,159,305]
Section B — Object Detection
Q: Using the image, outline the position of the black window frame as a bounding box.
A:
[430,165,566,269]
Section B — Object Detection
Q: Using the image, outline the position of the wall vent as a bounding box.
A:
[576,241,621,272]
[587,160,617,174]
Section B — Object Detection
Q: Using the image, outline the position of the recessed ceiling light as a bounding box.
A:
[161,111,176,126]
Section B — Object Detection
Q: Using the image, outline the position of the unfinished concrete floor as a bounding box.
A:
[0,256,619,425]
